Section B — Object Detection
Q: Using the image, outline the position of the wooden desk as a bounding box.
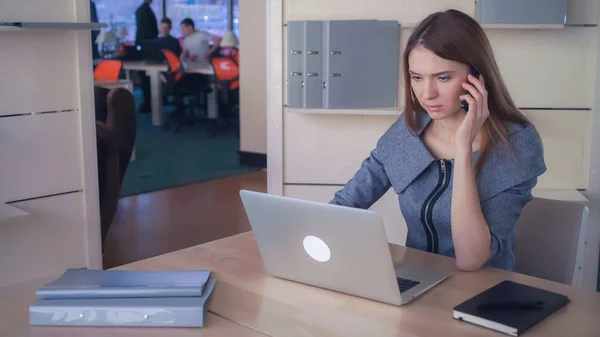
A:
[3,233,598,337]
[116,232,600,337]
[0,275,267,337]
[121,61,217,126]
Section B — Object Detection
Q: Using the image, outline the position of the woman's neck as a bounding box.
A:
[429,110,466,144]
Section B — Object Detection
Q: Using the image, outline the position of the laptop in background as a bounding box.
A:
[120,45,142,61]
[137,39,168,63]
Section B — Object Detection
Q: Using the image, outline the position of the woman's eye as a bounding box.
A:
[411,76,422,81]
[438,76,451,82]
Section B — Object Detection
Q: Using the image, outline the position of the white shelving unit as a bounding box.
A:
[285,107,402,116]
[0,0,103,289]
[0,22,106,30]
[401,22,567,29]
[480,23,565,29]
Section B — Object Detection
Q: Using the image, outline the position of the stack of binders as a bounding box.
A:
[29,268,216,328]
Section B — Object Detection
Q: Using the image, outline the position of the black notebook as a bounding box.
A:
[452,280,570,336]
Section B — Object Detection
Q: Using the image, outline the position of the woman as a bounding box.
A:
[330,10,546,272]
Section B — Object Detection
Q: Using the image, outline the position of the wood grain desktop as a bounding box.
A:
[2,213,599,336]
[112,232,600,337]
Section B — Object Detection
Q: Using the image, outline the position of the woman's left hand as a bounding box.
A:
[457,74,489,152]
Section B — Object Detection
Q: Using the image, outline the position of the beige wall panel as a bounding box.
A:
[0,193,87,289]
[524,109,591,189]
[283,113,398,184]
[240,0,267,154]
[0,31,78,115]
[285,0,474,22]
[0,111,83,203]
[0,0,75,22]
[284,110,590,190]
[485,28,596,109]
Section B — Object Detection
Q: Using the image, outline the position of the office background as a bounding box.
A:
[1,0,600,294]
[92,0,268,161]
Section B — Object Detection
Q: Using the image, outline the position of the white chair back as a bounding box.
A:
[514,197,588,287]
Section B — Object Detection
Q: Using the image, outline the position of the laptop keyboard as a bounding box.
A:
[397,278,421,293]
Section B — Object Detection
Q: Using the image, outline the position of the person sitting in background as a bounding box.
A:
[180,18,221,63]
[157,17,182,57]
[219,31,239,64]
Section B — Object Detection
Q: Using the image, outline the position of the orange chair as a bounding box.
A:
[163,49,184,81]
[162,49,213,133]
[210,57,240,136]
[210,57,239,90]
[93,60,123,80]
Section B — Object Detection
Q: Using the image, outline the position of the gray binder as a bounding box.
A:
[36,268,211,299]
[29,278,216,327]
[475,0,567,25]
[287,19,399,109]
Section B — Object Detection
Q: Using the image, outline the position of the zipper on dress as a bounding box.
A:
[420,159,451,253]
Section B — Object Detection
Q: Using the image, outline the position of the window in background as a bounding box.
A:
[165,0,230,38]
[232,0,239,39]
[93,0,163,43]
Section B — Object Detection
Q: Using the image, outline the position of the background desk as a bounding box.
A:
[93,79,134,93]
[117,232,600,337]
[121,61,217,126]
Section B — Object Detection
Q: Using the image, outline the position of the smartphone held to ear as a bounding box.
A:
[460,66,481,112]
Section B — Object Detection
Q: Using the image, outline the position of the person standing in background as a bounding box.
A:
[135,0,158,44]
[135,0,158,112]
[90,0,100,60]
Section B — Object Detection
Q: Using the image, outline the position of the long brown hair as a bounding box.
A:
[403,10,536,174]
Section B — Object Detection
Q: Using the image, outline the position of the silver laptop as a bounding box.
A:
[239,190,452,306]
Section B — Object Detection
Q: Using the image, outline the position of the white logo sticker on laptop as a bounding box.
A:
[303,235,331,262]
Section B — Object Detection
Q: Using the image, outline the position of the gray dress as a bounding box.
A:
[330,112,547,271]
